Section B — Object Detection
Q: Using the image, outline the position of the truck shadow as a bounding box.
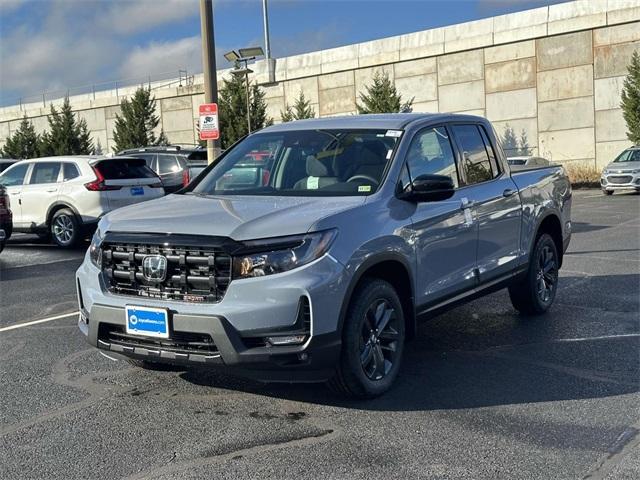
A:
[181,273,640,411]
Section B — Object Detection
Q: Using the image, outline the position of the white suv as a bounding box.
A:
[0,156,164,247]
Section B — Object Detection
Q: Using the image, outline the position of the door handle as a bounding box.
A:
[503,188,516,198]
[46,188,58,193]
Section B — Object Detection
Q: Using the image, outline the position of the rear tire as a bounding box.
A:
[509,233,559,315]
[51,208,80,248]
[602,189,613,196]
[328,279,405,399]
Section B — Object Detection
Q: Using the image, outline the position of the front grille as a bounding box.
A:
[607,175,633,184]
[98,324,218,355]
[102,240,232,303]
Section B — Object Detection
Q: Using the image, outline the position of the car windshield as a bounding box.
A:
[191,129,400,196]
[614,149,640,162]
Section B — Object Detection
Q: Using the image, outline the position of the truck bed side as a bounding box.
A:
[510,165,572,267]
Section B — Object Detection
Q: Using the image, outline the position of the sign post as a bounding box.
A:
[199,103,219,142]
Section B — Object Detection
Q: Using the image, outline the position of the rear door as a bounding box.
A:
[0,162,30,226]
[21,162,62,229]
[94,158,163,211]
[405,125,479,306]
[450,124,522,282]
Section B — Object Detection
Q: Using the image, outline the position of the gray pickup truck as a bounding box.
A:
[76,113,572,398]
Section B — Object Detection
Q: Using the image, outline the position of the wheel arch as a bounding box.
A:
[46,202,81,227]
[534,213,564,267]
[339,254,416,340]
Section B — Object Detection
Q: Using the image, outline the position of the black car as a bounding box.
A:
[0,184,12,253]
[116,146,208,193]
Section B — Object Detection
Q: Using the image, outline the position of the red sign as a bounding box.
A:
[199,103,219,140]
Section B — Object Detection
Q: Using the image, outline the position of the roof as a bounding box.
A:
[118,145,203,155]
[260,113,484,133]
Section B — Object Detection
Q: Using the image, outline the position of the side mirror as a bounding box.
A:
[399,174,455,202]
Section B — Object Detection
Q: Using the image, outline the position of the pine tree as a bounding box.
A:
[501,125,519,156]
[357,70,413,114]
[519,129,530,156]
[112,87,168,152]
[280,91,315,122]
[38,97,94,156]
[621,50,640,145]
[218,75,273,149]
[0,115,41,159]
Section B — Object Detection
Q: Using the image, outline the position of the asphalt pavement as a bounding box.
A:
[0,190,638,480]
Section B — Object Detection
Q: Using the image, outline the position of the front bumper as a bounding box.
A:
[76,252,348,382]
[601,172,640,191]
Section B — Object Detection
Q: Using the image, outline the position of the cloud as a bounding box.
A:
[98,0,199,35]
[0,3,124,104]
[118,36,202,78]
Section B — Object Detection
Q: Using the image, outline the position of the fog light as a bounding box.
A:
[266,335,307,346]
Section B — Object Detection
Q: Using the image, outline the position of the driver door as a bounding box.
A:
[404,126,479,307]
[0,162,31,227]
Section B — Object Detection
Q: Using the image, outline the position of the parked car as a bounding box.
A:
[600,146,640,195]
[0,156,164,248]
[0,158,19,173]
[507,155,551,169]
[0,184,12,254]
[117,146,209,193]
[76,114,572,398]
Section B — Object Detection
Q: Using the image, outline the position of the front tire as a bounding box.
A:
[328,279,405,399]
[51,208,80,248]
[509,233,559,315]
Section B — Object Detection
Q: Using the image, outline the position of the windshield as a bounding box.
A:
[191,129,400,196]
[613,149,640,163]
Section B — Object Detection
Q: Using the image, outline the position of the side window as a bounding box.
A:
[157,154,180,174]
[30,162,61,184]
[63,163,81,181]
[135,154,156,169]
[478,126,500,177]
[0,163,29,187]
[452,125,494,185]
[405,126,459,188]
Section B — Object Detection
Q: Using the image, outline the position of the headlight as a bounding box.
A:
[602,169,610,175]
[89,228,104,267]
[232,229,337,279]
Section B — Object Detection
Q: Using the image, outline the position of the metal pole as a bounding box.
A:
[245,66,251,134]
[262,0,276,83]
[262,0,271,59]
[199,0,220,164]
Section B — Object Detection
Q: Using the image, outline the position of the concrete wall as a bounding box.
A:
[1,0,639,167]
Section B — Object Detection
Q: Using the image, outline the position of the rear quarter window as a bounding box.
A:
[95,158,157,179]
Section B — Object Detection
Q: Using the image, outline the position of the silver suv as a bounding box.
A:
[0,156,164,247]
[76,114,572,398]
[600,146,640,195]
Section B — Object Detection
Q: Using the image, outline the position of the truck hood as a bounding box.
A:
[100,193,366,240]
[605,161,640,171]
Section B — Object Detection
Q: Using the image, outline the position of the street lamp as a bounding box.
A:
[224,46,264,134]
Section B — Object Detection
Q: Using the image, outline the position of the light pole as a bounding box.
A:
[262,0,276,83]
[224,47,264,135]
[199,0,220,163]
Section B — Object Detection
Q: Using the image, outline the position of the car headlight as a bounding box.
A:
[602,169,610,175]
[89,228,104,268]
[232,229,337,279]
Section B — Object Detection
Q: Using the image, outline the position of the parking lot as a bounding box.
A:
[0,189,638,480]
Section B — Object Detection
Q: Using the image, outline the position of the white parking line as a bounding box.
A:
[0,311,79,332]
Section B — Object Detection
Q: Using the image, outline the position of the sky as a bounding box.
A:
[0,0,569,106]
